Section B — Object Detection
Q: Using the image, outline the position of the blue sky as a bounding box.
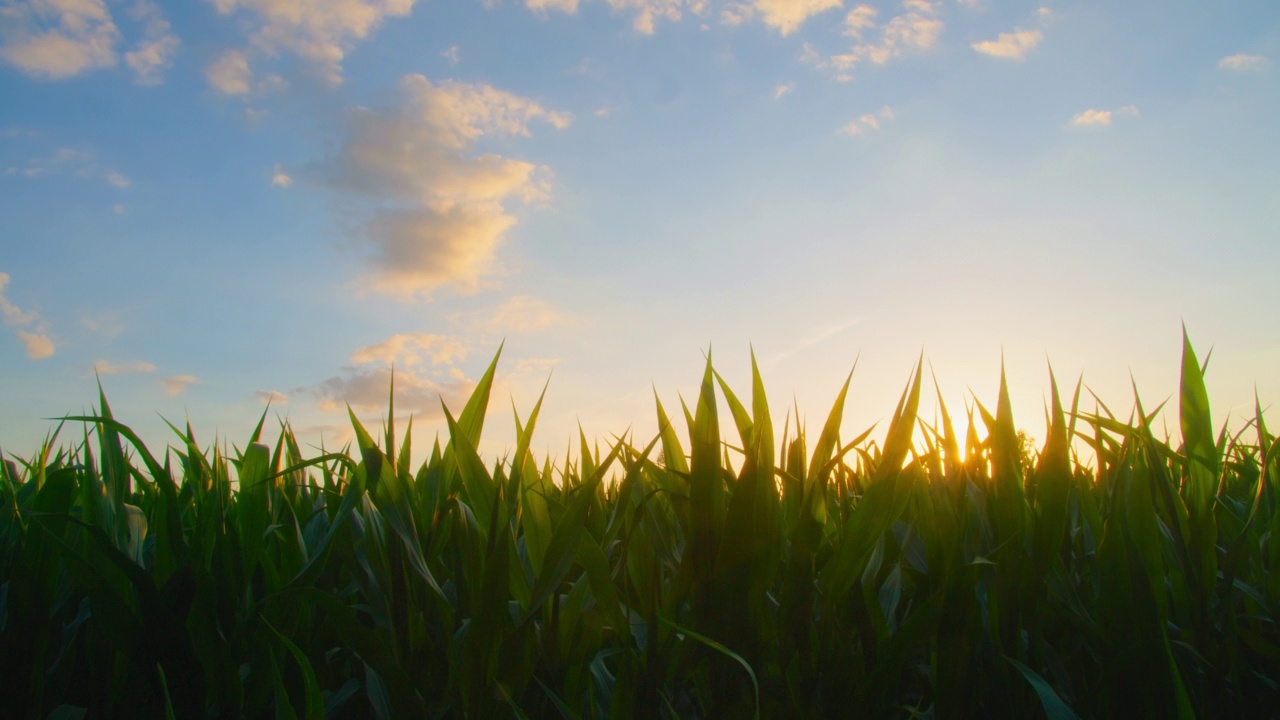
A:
[1,0,1277,463]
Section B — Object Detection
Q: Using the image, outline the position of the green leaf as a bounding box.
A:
[263,619,324,720]
[1006,656,1081,720]
[660,616,760,720]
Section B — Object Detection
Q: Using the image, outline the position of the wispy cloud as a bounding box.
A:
[162,374,199,396]
[349,333,467,367]
[527,0,579,16]
[15,331,54,359]
[208,0,420,85]
[92,359,157,375]
[0,0,119,79]
[804,1,942,82]
[0,272,54,359]
[1070,109,1111,126]
[0,0,177,83]
[971,28,1042,60]
[721,0,842,36]
[5,147,129,188]
[206,49,252,95]
[322,74,571,298]
[1070,104,1137,128]
[440,45,459,65]
[839,105,895,136]
[774,81,795,99]
[458,295,561,335]
[123,0,179,85]
[312,333,474,415]
[1218,54,1270,72]
[255,389,289,405]
[272,164,292,187]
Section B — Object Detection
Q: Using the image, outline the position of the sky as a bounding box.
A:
[1,0,1277,468]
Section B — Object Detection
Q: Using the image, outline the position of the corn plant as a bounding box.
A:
[0,331,1276,718]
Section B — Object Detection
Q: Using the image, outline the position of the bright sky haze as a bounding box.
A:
[1,0,1277,462]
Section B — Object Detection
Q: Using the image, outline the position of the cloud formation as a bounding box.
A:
[1070,104,1137,128]
[324,74,571,298]
[5,147,129,188]
[272,164,292,187]
[722,0,842,36]
[804,0,942,81]
[312,333,475,415]
[605,0,696,34]
[527,0,579,15]
[348,333,466,366]
[1218,54,1269,72]
[255,389,289,404]
[472,295,560,334]
[839,105,894,135]
[0,0,177,83]
[0,0,119,79]
[971,28,1041,60]
[92,359,158,375]
[162,374,199,396]
[206,49,252,95]
[123,0,179,85]
[0,272,54,359]
[208,0,418,85]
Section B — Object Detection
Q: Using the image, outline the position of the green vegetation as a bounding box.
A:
[1,332,1277,718]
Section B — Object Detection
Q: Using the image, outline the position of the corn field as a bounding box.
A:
[1,332,1277,718]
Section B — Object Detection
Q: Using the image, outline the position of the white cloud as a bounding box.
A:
[92,358,157,375]
[314,364,474,415]
[774,81,794,99]
[1070,108,1110,126]
[1070,105,1137,128]
[349,332,466,367]
[594,107,612,118]
[842,4,876,36]
[363,203,518,295]
[971,28,1042,60]
[1218,54,1269,72]
[725,0,843,36]
[123,0,178,85]
[6,146,130,187]
[512,357,558,376]
[272,163,292,187]
[313,334,475,416]
[720,2,751,26]
[206,49,252,95]
[440,44,459,64]
[527,0,578,15]
[807,1,941,81]
[16,330,54,359]
[839,105,894,135]
[0,0,120,79]
[475,295,560,334]
[208,0,419,85]
[0,273,37,325]
[1,272,54,359]
[602,0,691,34]
[255,389,289,404]
[324,74,571,298]
[162,374,199,396]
